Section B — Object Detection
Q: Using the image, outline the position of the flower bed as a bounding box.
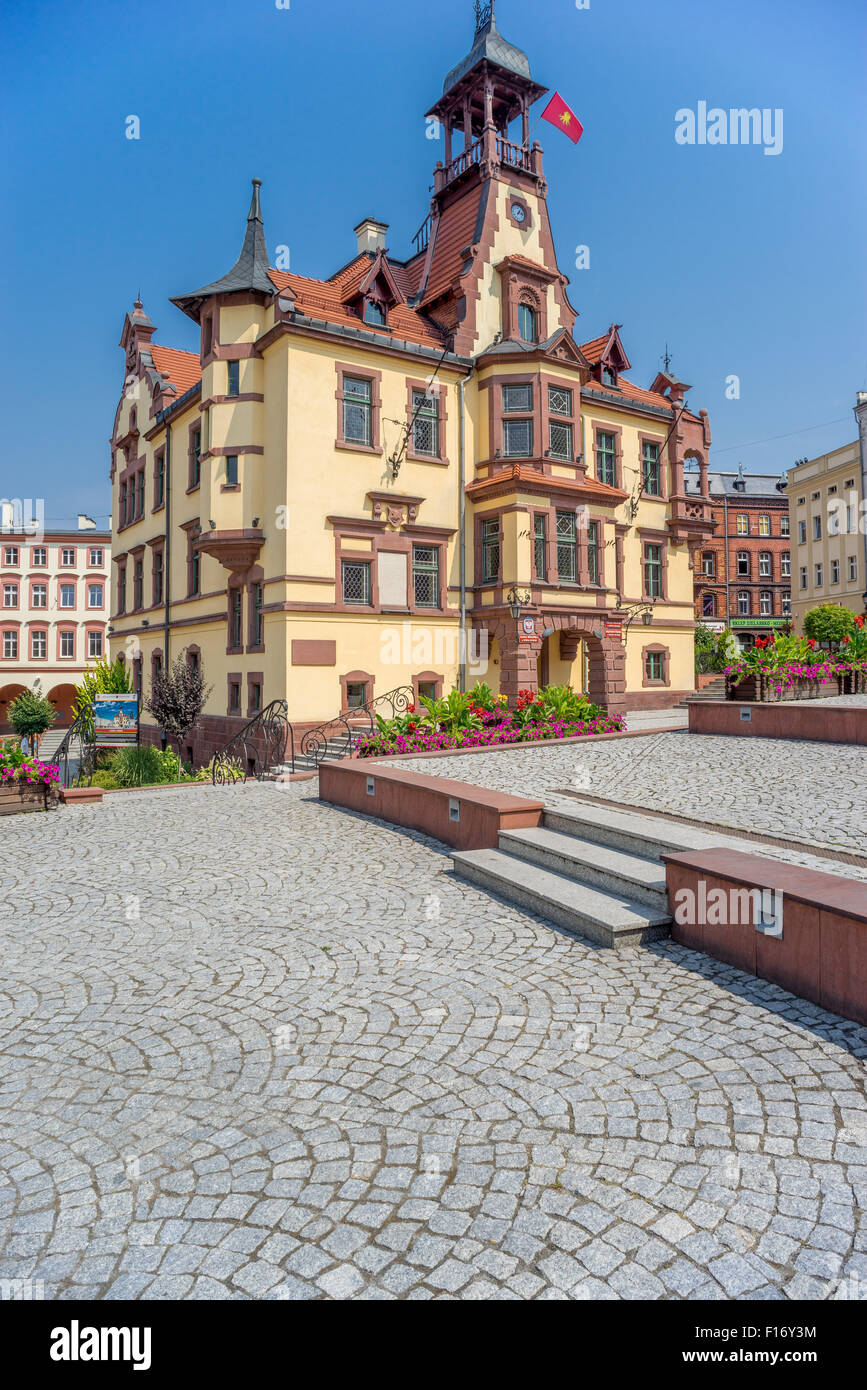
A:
[0,739,60,814]
[354,683,625,758]
[725,623,867,702]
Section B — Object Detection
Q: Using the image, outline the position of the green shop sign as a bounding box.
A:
[730,618,789,629]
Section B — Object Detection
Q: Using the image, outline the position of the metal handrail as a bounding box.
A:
[297,685,415,769]
[210,699,292,784]
[54,709,96,790]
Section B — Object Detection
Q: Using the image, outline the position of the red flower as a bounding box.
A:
[807,638,816,649]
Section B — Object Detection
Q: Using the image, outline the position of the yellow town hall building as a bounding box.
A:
[109,5,715,763]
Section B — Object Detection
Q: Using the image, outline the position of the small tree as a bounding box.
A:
[803,604,855,649]
[145,653,212,775]
[9,685,56,754]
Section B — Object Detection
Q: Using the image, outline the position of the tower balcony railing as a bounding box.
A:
[434,130,543,193]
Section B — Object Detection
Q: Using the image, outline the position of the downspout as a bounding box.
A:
[458,362,475,692]
[723,488,730,627]
[163,419,171,729]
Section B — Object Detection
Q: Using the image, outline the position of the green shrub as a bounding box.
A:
[90,770,121,790]
[110,744,176,787]
[803,604,855,647]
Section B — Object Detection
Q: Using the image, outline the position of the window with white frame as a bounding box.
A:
[32,583,47,608]
[4,546,19,566]
[737,591,750,615]
[88,630,103,659]
[87,584,104,608]
[799,566,807,589]
[736,514,749,536]
[59,630,75,658]
[782,591,792,616]
[737,551,750,577]
[89,548,104,566]
[780,516,790,536]
[61,547,75,565]
[759,552,771,578]
[31,630,46,659]
[760,591,772,616]
[33,547,47,565]
[815,562,823,586]
[60,583,75,608]
[3,583,18,608]
[781,552,791,577]
[701,552,715,576]
[812,515,822,540]
[3,630,18,658]
[830,559,840,584]
[848,555,858,581]
[758,515,770,536]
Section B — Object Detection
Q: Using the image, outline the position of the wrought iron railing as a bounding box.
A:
[210,699,292,784]
[412,215,431,256]
[297,685,415,770]
[54,709,97,790]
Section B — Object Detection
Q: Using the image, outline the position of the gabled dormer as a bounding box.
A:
[589,324,631,390]
[344,242,405,329]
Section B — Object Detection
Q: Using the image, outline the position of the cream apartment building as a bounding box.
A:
[787,405,867,630]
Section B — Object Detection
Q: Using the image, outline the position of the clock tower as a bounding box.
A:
[411,1,577,357]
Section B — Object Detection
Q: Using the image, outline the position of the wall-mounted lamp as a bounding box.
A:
[252,518,260,529]
[505,586,531,620]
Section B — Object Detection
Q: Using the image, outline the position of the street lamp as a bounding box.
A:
[615,599,655,633]
[505,586,531,620]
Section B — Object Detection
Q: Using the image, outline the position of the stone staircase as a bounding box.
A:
[676,676,726,707]
[33,728,70,760]
[452,801,674,948]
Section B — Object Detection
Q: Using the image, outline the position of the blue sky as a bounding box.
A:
[1,0,864,525]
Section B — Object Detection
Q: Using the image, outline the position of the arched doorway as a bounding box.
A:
[0,684,27,734]
[46,684,78,727]
[476,613,627,718]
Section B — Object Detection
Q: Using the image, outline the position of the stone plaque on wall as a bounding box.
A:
[377,551,408,607]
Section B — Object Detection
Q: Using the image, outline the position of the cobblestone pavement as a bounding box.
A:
[1,783,865,1302]
[383,732,867,870]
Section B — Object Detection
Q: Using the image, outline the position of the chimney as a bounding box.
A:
[354,218,389,256]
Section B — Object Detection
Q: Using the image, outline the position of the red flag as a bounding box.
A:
[541,92,584,145]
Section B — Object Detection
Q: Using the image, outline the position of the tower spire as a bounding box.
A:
[171,178,274,322]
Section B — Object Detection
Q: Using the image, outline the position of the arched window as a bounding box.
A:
[517,303,538,343]
[364,299,386,326]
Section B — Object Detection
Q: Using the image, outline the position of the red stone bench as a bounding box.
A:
[662,847,867,1025]
[318,761,543,851]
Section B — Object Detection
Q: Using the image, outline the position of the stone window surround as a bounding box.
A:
[153,446,166,512]
[412,670,444,705]
[227,575,245,656]
[334,362,383,456]
[150,647,163,694]
[642,642,671,687]
[181,519,201,598]
[640,531,669,601]
[149,538,165,608]
[117,456,147,531]
[246,670,263,717]
[333,522,448,615]
[187,420,203,493]
[638,430,668,500]
[56,624,77,661]
[523,501,596,589]
[114,553,127,615]
[30,546,48,566]
[247,567,266,654]
[591,421,622,490]
[29,581,49,609]
[84,623,105,660]
[340,669,374,711]
[129,545,147,613]
[56,576,78,608]
[227,670,242,717]
[1,577,20,609]
[28,622,49,660]
[405,377,450,466]
[497,262,551,345]
[482,372,585,476]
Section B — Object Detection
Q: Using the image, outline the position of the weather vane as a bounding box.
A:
[662,343,672,373]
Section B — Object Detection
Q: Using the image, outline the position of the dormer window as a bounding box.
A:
[518,304,538,344]
[601,365,617,388]
[364,299,386,326]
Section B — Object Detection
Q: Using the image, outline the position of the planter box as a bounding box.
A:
[0,781,54,815]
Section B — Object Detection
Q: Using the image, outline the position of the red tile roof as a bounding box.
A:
[467,464,628,502]
[150,344,201,395]
[579,334,609,364]
[269,266,446,348]
[420,184,485,306]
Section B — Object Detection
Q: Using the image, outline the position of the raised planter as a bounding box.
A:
[0,781,55,815]
[689,700,867,745]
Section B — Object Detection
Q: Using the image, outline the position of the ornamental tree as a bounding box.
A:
[144,653,212,773]
[8,685,56,753]
[803,604,855,648]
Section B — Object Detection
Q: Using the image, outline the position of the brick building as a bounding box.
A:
[686,467,791,648]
